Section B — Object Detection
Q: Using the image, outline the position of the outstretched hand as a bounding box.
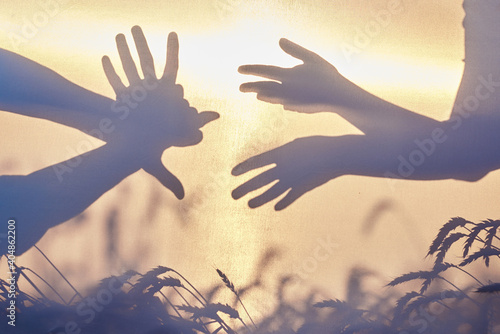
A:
[102,26,219,198]
[232,136,341,210]
[239,38,356,113]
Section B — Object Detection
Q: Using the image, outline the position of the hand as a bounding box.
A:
[239,39,357,113]
[102,26,219,198]
[231,136,340,210]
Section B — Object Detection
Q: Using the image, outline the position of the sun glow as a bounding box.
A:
[3,1,497,317]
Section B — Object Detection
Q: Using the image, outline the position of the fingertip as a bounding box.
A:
[116,33,126,42]
[275,191,295,211]
[238,65,249,74]
[231,165,243,176]
[279,38,290,48]
[179,192,185,200]
[239,84,251,93]
[274,202,287,211]
[173,181,185,199]
[168,32,179,41]
[176,189,185,200]
[248,199,259,209]
[200,111,220,126]
[101,56,112,71]
[131,25,142,33]
[279,38,301,55]
[231,189,241,200]
[202,110,220,120]
[196,112,218,129]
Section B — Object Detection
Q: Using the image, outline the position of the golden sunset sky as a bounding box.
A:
[1,0,499,313]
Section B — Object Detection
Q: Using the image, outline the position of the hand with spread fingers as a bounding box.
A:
[231,37,451,211]
[102,26,219,198]
[239,38,358,113]
[238,38,439,137]
[231,136,344,211]
[0,26,220,255]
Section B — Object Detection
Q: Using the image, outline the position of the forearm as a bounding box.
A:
[0,141,148,255]
[6,142,142,234]
[36,143,144,222]
[334,115,500,182]
[326,79,441,136]
[0,49,115,131]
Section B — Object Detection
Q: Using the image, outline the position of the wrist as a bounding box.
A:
[112,136,170,168]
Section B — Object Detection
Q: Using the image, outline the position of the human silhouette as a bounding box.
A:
[232,0,500,210]
[0,26,219,255]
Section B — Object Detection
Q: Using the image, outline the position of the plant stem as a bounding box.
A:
[437,275,480,307]
[449,264,484,286]
[235,292,257,330]
[34,245,82,299]
[22,267,67,304]
[170,268,208,305]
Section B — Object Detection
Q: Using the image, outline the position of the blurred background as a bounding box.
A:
[1,0,499,319]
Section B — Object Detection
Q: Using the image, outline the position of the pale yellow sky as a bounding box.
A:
[2,0,498,309]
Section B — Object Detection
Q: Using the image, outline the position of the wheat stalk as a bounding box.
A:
[216,268,257,330]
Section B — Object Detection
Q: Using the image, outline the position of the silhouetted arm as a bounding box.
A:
[238,38,440,136]
[100,26,218,197]
[0,141,144,255]
[232,114,500,210]
[0,26,218,196]
[0,48,116,134]
[0,27,219,255]
[450,0,500,119]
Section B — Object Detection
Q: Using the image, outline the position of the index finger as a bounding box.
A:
[102,56,126,95]
[232,150,277,176]
[238,65,287,81]
[279,38,323,63]
[197,111,220,128]
[162,32,179,83]
[144,158,185,199]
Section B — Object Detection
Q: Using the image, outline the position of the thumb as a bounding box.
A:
[197,111,220,128]
[144,158,185,199]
